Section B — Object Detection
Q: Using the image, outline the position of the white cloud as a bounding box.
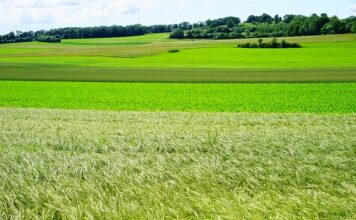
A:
[20,13,55,24]
[349,4,356,14]
[0,0,192,27]
[0,0,352,34]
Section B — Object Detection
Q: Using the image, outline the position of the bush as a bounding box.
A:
[37,35,61,43]
[185,31,193,39]
[168,49,180,53]
[238,39,301,48]
[0,37,32,44]
[214,32,229,39]
[280,40,301,48]
[169,29,185,39]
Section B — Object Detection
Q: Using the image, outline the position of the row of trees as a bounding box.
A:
[1,13,355,44]
[0,24,167,44]
[37,35,61,43]
[170,14,356,39]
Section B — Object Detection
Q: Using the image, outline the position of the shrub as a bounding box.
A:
[168,49,180,53]
[0,37,32,44]
[169,29,185,39]
[214,32,229,39]
[280,40,301,48]
[37,35,61,43]
[237,38,301,48]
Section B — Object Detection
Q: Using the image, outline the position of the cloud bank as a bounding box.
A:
[0,0,353,34]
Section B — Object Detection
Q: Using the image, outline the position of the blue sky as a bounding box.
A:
[0,0,355,34]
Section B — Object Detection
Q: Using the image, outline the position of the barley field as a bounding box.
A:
[1,108,355,219]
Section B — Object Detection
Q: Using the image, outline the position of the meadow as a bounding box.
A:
[0,33,355,82]
[0,33,355,219]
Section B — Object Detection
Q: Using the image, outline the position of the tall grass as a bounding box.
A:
[0,108,355,219]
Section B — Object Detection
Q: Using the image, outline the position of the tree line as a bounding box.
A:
[0,24,164,44]
[0,13,355,44]
[170,13,356,39]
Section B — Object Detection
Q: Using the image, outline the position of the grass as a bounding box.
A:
[0,81,355,113]
[1,42,355,69]
[0,108,355,219]
[0,34,355,82]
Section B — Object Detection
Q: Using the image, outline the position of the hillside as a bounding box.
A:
[0,33,355,82]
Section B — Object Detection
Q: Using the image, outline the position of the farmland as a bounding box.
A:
[0,33,355,82]
[0,81,355,113]
[0,33,355,219]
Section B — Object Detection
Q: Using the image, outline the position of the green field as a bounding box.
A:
[0,33,355,219]
[0,81,355,113]
[2,42,355,69]
[0,33,355,82]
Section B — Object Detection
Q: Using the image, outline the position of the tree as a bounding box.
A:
[170,29,185,39]
[227,20,235,28]
[37,35,61,43]
[321,23,335,34]
[8,32,15,40]
[229,32,239,39]
[214,32,229,39]
[287,16,305,36]
[225,17,241,25]
[283,14,295,23]
[274,15,282,23]
[185,31,193,39]
[307,14,329,35]
[352,21,356,33]
[329,16,342,33]
[259,13,273,23]
[216,26,230,33]
[178,22,192,30]
[247,15,258,23]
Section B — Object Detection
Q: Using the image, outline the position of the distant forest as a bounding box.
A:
[0,13,355,44]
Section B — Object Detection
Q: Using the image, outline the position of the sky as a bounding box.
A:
[0,0,355,34]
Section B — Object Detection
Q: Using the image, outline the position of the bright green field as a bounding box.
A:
[0,33,355,82]
[0,81,355,113]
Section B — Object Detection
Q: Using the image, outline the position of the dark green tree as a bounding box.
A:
[170,29,185,39]
[227,20,235,28]
[247,15,258,23]
[352,21,356,33]
[321,23,335,34]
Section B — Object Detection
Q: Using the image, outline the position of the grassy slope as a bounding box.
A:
[0,34,355,82]
[1,108,355,219]
[0,81,355,113]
